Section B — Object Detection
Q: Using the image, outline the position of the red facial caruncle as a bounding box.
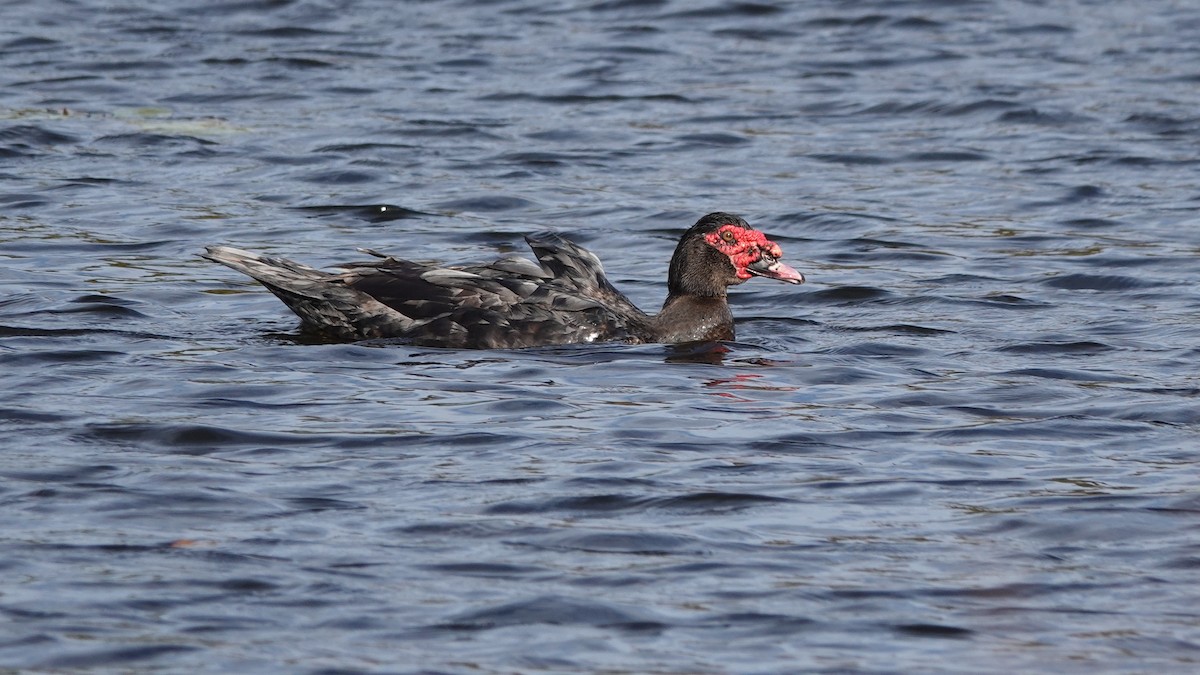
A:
[704,224,786,279]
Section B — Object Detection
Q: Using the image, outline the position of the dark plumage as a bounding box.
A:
[202,212,804,349]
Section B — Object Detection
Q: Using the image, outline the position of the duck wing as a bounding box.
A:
[523,233,647,321]
[339,256,633,348]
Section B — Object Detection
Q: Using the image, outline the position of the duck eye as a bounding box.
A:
[720,229,736,244]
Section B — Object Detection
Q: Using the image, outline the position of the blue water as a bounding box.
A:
[2,1,1199,672]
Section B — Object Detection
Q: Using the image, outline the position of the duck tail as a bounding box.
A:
[202,246,407,338]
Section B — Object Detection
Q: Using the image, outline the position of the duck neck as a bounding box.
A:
[637,237,738,343]
[646,292,734,344]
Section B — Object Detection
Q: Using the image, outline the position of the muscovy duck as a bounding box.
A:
[202,212,804,349]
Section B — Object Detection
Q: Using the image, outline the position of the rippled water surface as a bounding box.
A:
[3,0,1199,672]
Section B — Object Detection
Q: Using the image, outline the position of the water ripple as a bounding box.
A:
[1,0,1198,672]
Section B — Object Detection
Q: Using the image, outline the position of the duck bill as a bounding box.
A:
[747,257,805,284]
